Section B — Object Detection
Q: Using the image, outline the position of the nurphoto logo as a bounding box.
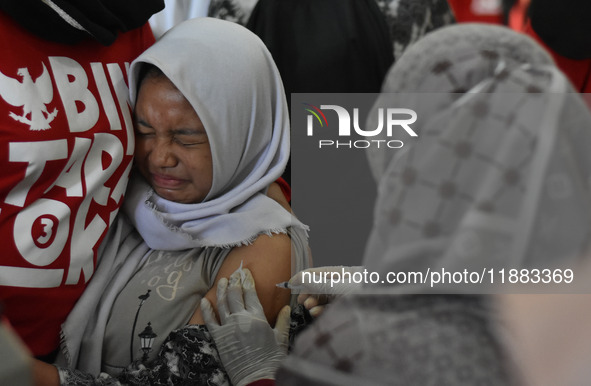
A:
[304,103,418,149]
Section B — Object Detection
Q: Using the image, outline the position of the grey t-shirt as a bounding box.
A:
[97,224,310,376]
[101,246,229,374]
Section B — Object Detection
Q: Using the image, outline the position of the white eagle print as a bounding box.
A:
[0,64,58,131]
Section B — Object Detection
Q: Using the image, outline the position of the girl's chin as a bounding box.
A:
[153,188,204,204]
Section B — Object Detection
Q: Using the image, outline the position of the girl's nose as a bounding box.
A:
[149,139,177,168]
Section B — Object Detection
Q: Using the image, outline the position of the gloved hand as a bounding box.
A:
[287,266,365,318]
[201,268,289,386]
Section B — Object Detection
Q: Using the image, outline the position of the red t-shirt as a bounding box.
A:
[0,11,154,356]
[447,0,504,24]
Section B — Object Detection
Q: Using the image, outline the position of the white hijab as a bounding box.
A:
[124,17,306,250]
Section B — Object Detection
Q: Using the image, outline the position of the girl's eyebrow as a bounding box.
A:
[134,118,206,136]
[171,128,207,136]
[135,118,152,128]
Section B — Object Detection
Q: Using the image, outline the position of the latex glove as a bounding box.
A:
[201,268,289,386]
[287,266,365,318]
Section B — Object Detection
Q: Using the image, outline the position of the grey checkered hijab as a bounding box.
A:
[381,23,553,94]
[367,23,555,182]
[276,24,591,385]
[363,23,591,292]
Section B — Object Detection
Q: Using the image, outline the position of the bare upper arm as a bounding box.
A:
[189,232,292,326]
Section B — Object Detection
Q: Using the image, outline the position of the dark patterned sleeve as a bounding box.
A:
[288,304,314,351]
[58,325,230,386]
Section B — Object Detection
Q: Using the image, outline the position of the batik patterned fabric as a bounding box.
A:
[208,0,259,26]
[58,307,314,386]
[58,325,230,386]
[374,0,455,60]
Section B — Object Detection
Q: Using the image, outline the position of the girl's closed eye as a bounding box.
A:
[135,119,155,137]
[136,129,155,138]
[174,134,208,147]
